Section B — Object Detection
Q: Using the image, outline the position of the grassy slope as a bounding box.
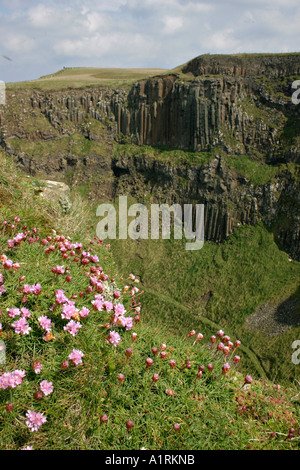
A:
[1,60,300,449]
[0,155,299,450]
[2,63,300,386]
[110,218,300,385]
[7,67,168,92]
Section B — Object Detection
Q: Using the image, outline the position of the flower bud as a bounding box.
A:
[117,373,125,383]
[126,420,134,430]
[5,403,13,412]
[146,358,153,368]
[125,348,133,358]
[100,414,108,424]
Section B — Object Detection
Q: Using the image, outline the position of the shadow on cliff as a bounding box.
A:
[274,285,300,328]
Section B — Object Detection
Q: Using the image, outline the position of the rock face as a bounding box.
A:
[181,53,300,78]
[110,153,300,260]
[37,180,72,214]
[116,56,300,159]
[0,53,299,259]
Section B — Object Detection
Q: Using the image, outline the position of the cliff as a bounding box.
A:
[0,53,299,259]
[116,54,300,160]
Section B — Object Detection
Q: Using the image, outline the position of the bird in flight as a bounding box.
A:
[2,55,13,61]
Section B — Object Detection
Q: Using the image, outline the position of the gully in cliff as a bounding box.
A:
[96,196,204,251]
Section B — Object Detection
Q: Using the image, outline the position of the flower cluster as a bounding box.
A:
[0,217,262,450]
[25,410,47,432]
[0,370,26,389]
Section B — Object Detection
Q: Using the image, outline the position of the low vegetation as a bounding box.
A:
[0,155,299,450]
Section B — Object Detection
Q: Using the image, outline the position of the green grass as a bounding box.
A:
[0,220,299,450]
[7,67,168,92]
[8,131,109,160]
[0,154,299,450]
[109,216,300,385]
[224,154,282,185]
[113,140,218,167]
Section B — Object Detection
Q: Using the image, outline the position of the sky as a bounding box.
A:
[0,0,299,83]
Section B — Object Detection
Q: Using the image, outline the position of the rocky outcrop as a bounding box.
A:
[182,53,300,78]
[37,180,72,214]
[117,61,299,158]
[111,153,300,259]
[0,53,299,259]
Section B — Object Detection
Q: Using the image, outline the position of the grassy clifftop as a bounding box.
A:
[7,67,168,92]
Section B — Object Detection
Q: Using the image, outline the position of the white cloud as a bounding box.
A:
[0,0,299,82]
[5,33,35,54]
[82,12,108,32]
[27,4,57,27]
[163,16,184,34]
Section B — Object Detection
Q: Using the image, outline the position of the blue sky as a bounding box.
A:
[0,0,299,83]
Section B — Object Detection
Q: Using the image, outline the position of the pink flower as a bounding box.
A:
[55,289,68,305]
[124,316,133,331]
[79,306,90,318]
[0,370,26,389]
[7,239,15,248]
[21,307,31,318]
[0,373,15,389]
[3,259,13,269]
[96,282,103,293]
[91,297,104,311]
[103,301,113,312]
[22,284,33,295]
[54,265,65,274]
[89,276,98,287]
[68,348,84,366]
[32,284,41,295]
[74,242,82,251]
[11,317,31,335]
[113,303,126,317]
[39,380,54,396]
[108,330,121,347]
[7,307,21,318]
[63,320,82,337]
[61,302,78,319]
[12,369,26,386]
[244,375,253,385]
[38,315,52,332]
[25,410,47,432]
[116,316,126,327]
[32,361,43,374]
